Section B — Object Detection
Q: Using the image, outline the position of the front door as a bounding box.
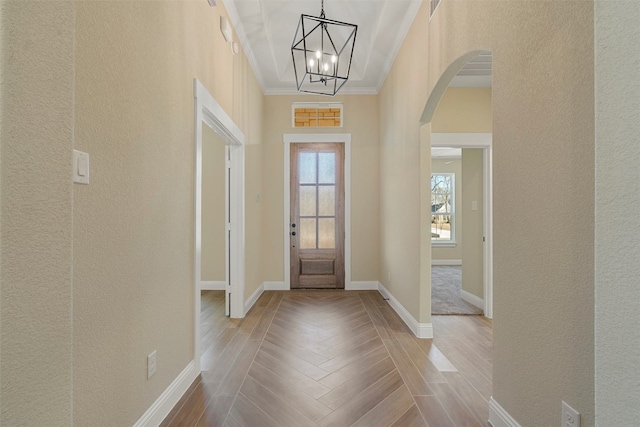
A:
[290,143,345,289]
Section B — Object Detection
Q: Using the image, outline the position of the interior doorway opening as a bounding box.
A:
[201,123,230,313]
[193,79,246,374]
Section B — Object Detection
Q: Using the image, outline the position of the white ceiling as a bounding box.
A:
[223,1,492,95]
[224,0,423,95]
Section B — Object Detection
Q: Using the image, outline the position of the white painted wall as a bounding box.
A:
[595,1,640,424]
[0,3,74,424]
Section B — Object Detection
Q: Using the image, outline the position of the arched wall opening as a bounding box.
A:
[419,50,493,323]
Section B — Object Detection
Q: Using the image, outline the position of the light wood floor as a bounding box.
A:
[161,290,492,426]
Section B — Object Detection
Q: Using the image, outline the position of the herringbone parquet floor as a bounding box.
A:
[162,290,492,427]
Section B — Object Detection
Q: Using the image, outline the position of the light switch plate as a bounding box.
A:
[73,150,90,185]
[147,350,157,379]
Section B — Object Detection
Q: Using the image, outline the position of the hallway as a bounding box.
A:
[162,291,492,426]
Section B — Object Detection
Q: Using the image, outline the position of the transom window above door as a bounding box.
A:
[292,102,343,128]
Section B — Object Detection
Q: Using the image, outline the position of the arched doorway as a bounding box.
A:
[420,50,494,318]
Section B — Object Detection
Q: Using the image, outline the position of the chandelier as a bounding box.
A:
[291,0,358,96]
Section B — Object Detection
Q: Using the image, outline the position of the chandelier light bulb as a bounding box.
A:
[309,59,315,68]
[331,55,337,63]
[323,62,329,72]
[315,50,322,59]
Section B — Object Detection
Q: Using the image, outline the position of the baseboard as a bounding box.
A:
[489,397,521,427]
[133,360,199,427]
[431,259,462,266]
[244,283,264,315]
[377,282,433,339]
[264,281,287,291]
[347,281,379,290]
[461,289,485,310]
[200,280,226,291]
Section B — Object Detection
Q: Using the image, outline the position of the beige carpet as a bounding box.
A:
[431,266,483,315]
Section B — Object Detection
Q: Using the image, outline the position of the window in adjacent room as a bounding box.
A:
[431,173,455,243]
[292,103,343,128]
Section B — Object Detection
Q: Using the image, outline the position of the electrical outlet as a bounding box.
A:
[147,351,157,379]
[562,401,580,427]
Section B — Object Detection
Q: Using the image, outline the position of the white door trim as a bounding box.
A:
[194,79,245,372]
[283,133,351,290]
[431,132,493,318]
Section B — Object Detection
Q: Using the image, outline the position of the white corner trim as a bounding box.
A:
[200,281,226,291]
[244,283,264,315]
[264,281,287,291]
[133,361,199,427]
[489,398,522,427]
[347,281,379,290]
[431,259,462,266]
[461,289,485,310]
[377,282,433,339]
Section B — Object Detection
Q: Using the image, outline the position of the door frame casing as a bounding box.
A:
[283,134,351,290]
[194,79,245,372]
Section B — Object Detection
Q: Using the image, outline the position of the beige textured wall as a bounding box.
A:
[240,58,264,302]
[595,1,640,423]
[461,149,483,299]
[378,2,431,322]
[72,1,262,425]
[262,95,379,283]
[430,158,462,261]
[245,139,263,300]
[432,87,492,133]
[201,124,227,282]
[0,2,75,424]
[380,0,594,424]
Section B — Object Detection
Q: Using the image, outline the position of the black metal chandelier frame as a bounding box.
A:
[291,0,357,96]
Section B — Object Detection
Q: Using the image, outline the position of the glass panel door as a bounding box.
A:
[290,143,344,289]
